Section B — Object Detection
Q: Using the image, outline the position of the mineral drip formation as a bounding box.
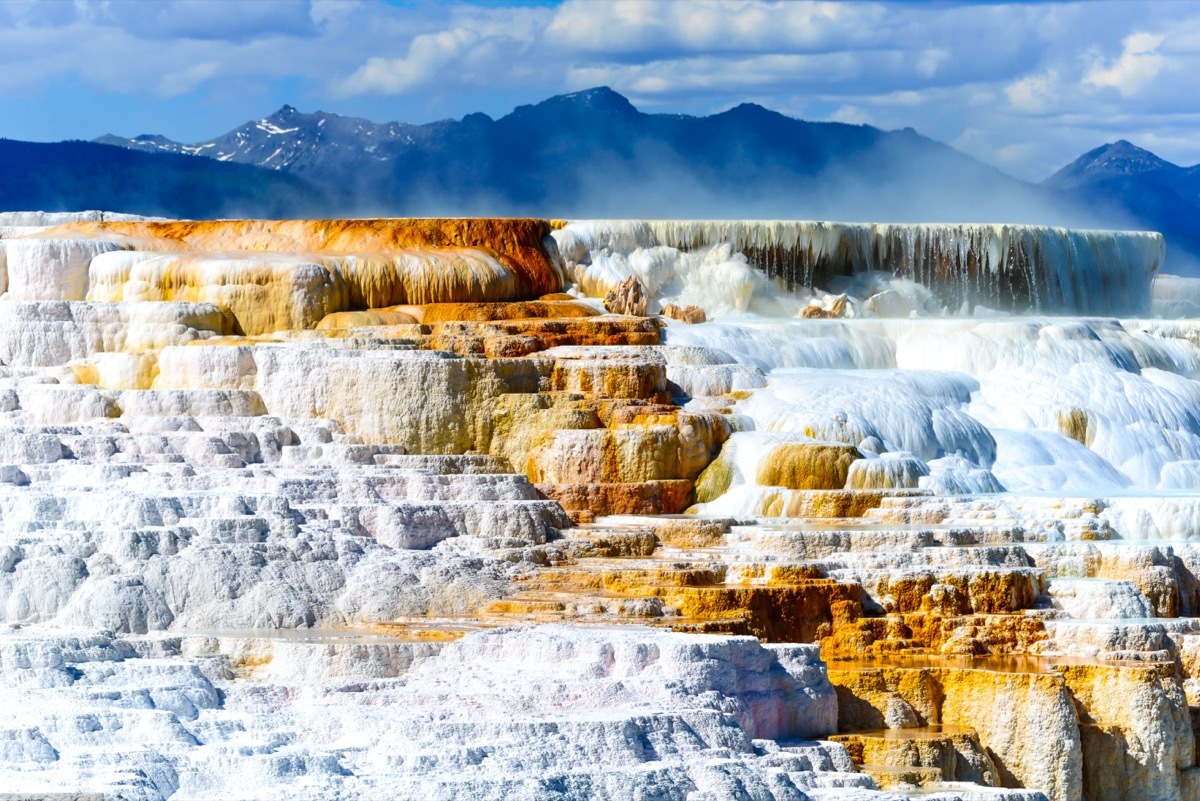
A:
[553,219,1164,316]
[0,211,1198,801]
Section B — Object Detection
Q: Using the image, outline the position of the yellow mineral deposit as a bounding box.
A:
[756,442,863,490]
[827,662,1085,801]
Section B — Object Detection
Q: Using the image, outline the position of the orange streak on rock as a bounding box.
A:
[46,217,563,297]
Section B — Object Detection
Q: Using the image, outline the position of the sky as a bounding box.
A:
[1,0,1198,181]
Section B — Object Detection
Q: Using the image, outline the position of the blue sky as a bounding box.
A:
[1,0,1197,180]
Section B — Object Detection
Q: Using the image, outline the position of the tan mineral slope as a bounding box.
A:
[0,212,1196,801]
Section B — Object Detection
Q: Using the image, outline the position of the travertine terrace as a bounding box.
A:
[1,212,1199,800]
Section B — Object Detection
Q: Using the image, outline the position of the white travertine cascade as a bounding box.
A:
[554,219,1164,315]
[0,211,1198,801]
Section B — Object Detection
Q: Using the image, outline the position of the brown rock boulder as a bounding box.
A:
[801,295,849,319]
[604,276,648,316]
[662,303,707,324]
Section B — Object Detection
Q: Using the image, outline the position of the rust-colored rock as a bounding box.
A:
[426,317,661,357]
[801,295,849,319]
[659,580,863,642]
[406,300,598,324]
[537,481,694,516]
[602,565,726,593]
[661,303,707,324]
[604,276,648,316]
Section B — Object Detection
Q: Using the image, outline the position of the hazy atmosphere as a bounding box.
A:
[3,0,1199,180]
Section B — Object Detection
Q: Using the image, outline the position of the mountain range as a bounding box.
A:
[0,138,340,220]
[2,86,1197,274]
[95,87,1038,222]
[1044,140,1200,274]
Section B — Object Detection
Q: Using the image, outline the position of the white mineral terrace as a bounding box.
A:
[552,219,1165,316]
[0,212,1198,800]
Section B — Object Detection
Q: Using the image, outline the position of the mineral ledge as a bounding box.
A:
[0,213,1198,800]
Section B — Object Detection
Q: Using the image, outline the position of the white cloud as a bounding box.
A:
[337,28,482,96]
[830,105,872,125]
[92,0,320,42]
[156,62,220,98]
[916,48,950,78]
[2,0,1200,178]
[543,0,881,55]
[953,127,982,149]
[1085,32,1168,96]
[992,142,1038,169]
[331,5,552,97]
[566,51,867,96]
[1005,69,1061,114]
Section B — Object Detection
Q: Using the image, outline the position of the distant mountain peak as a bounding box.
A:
[727,102,769,113]
[1047,139,1177,187]
[543,86,638,115]
[462,111,493,125]
[720,102,782,121]
[1088,140,1171,170]
[131,134,175,145]
[260,104,308,127]
[562,86,624,102]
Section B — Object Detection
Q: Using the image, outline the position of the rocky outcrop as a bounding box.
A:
[603,275,648,316]
[661,302,706,323]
